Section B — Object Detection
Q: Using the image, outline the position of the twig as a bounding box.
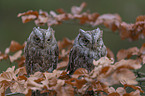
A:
[137,72,145,77]
[136,77,145,82]
[5,92,21,96]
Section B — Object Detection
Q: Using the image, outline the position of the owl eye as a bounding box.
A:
[82,38,89,45]
[83,39,89,43]
[35,37,40,42]
[47,39,51,42]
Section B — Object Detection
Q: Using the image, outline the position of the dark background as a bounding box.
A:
[0,0,145,72]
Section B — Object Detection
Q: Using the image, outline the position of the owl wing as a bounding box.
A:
[24,42,33,75]
[53,45,59,69]
[67,46,79,74]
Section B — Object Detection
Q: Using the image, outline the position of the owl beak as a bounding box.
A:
[39,42,45,49]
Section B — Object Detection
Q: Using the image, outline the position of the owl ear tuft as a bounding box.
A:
[47,26,51,31]
[79,29,86,36]
[32,27,43,39]
[47,27,55,34]
[95,28,103,37]
[33,27,37,31]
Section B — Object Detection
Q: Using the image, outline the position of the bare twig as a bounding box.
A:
[6,92,21,96]
[136,77,145,82]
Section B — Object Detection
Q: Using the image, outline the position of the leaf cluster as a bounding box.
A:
[18,2,145,41]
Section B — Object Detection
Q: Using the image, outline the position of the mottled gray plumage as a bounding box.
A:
[24,27,59,75]
[67,28,107,74]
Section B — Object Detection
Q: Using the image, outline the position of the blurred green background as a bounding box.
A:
[0,0,145,71]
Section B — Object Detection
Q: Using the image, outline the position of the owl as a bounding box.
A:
[67,28,107,74]
[24,27,59,75]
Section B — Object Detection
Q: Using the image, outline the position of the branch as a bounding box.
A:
[136,77,145,82]
[6,92,21,96]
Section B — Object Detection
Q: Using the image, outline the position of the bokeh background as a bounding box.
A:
[0,0,145,72]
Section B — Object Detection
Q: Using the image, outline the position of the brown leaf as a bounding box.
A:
[94,58,139,86]
[117,47,139,61]
[58,71,71,80]
[112,68,137,85]
[18,10,39,23]
[124,84,144,93]
[116,87,126,95]
[106,48,114,59]
[129,90,140,96]
[59,49,69,61]
[93,14,121,31]
[0,80,11,96]
[25,89,32,96]
[119,22,133,40]
[24,76,44,93]
[5,48,10,54]
[91,57,113,78]
[58,38,73,51]
[39,10,49,17]
[98,68,137,86]
[56,84,74,96]
[57,61,68,70]
[18,10,39,17]
[93,81,109,93]
[119,21,145,40]
[17,76,27,81]
[0,83,5,96]
[9,40,24,52]
[0,52,8,61]
[72,68,89,78]
[65,78,87,89]
[142,55,145,64]
[10,80,25,93]
[34,15,48,26]
[15,66,27,76]
[140,43,145,55]
[56,8,65,14]
[9,50,22,62]
[0,66,16,82]
[16,55,25,67]
[93,57,113,67]
[21,15,37,23]
[136,15,145,22]
[71,2,86,15]
[41,70,63,89]
[73,68,88,75]
[108,92,120,96]
[115,59,142,70]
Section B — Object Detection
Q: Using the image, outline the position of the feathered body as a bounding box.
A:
[24,27,58,75]
[67,28,107,74]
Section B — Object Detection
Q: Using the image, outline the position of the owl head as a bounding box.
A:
[75,28,104,50]
[28,27,56,48]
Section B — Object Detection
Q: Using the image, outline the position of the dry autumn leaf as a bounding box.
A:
[9,50,22,62]
[9,41,24,52]
[57,61,68,70]
[10,80,25,93]
[18,10,38,23]
[106,48,114,59]
[71,2,86,15]
[0,52,8,61]
[117,47,139,61]
[57,38,73,51]
[56,84,74,96]
[65,78,87,89]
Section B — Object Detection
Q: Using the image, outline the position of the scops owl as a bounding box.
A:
[24,27,59,75]
[67,28,107,74]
